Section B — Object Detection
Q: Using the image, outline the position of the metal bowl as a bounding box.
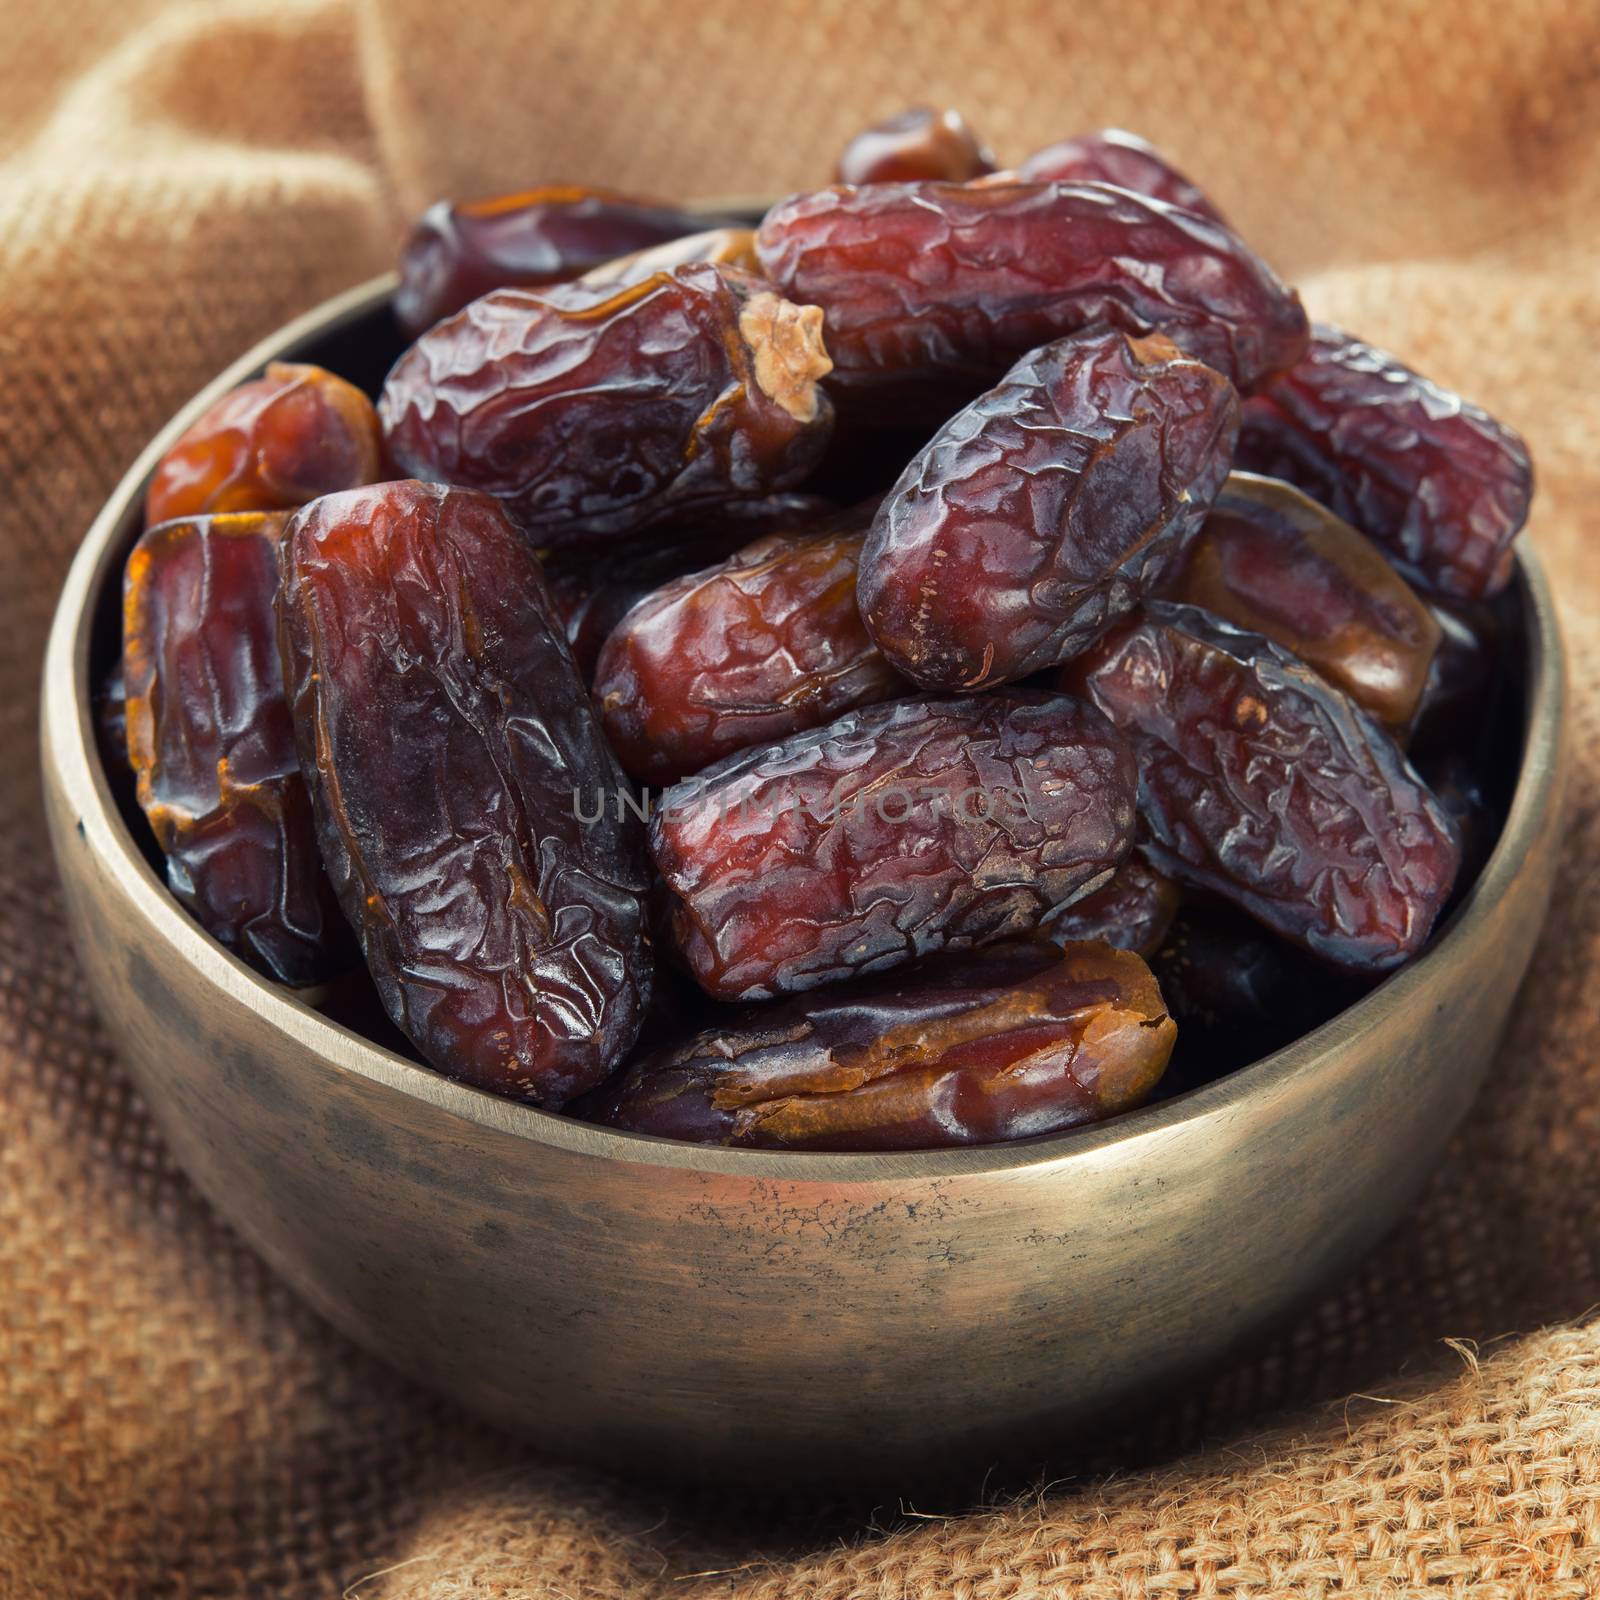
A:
[40,273,1568,1490]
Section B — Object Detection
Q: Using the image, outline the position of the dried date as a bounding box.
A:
[650,692,1137,1001]
[144,363,380,526]
[1040,853,1179,959]
[1236,324,1533,601]
[1161,472,1441,730]
[122,512,351,985]
[858,331,1238,690]
[579,940,1173,1150]
[595,519,906,783]
[380,264,835,547]
[755,179,1308,401]
[394,185,730,335]
[1062,602,1461,971]
[835,106,997,185]
[1019,128,1225,223]
[543,493,838,681]
[276,481,652,1104]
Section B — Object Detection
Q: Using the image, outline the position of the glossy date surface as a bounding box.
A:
[122,512,350,985]
[1019,128,1225,222]
[544,493,837,682]
[835,106,997,185]
[1161,472,1441,731]
[276,481,652,1104]
[859,331,1238,690]
[1236,324,1533,601]
[1064,602,1461,971]
[380,264,835,547]
[595,518,905,783]
[394,186,727,335]
[650,692,1137,1001]
[580,940,1173,1150]
[144,363,380,527]
[755,179,1308,399]
[1042,853,1180,959]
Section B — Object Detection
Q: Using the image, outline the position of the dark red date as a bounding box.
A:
[755,180,1308,401]
[543,493,838,681]
[276,481,652,1104]
[394,185,730,335]
[1041,853,1180,959]
[1161,472,1441,731]
[859,330,1238,690]
[1063,602,1461,971]
[380,264,835,547]
[579,940,1174,1150]
[1019,128,1225,223]
[145,363,380,527]
[835,106,997,185]
[123,512,351,986]
[595,520,906,783]
[650,693,1137,1001]
[1236,324,1533,601]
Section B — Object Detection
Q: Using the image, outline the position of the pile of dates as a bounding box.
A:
[112,108,1533,1151]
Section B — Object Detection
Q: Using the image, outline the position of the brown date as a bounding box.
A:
[1161,472,1441,731]
[858,331,1238,691]
[543,493,838,681]
[394,185,731,335]
[1063,602,1460,971]
[579,941,1174,1150]
[276,481,652,1105]
[650,692,1137,1001]
[577,227,758,290]
[1236,324,1533,601]
[595,519,906,784]
[122,512,351,985]
[1019,128,1226,223]
[380,264,835,547]
[755,180,1308,401]
[1040,853,1180,960]
[144,363,380,527]
[834,106,997,185]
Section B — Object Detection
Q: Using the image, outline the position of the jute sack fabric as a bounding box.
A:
[2,1,1599,1594]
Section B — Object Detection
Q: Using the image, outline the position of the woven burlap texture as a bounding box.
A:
[3,1,1599,1595]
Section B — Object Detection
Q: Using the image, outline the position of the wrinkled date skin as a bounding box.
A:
[1162,472,1441,731]
[1236,325,1533,601]
[1041,853,1180,959]
[393,186,731,335]
[859,331,1238,691]
[650,693,1137,1001]
[579,940,1174,1150]
[380,264,836,547]
[835,106,997,185]
[122,512,352,986]
[1064,602,1460,970]
[577,227,758,290]
[595,520,906,784]
[144,363,381,527]
[755,180,1308,401]
[1019,128,1226,223]
[544,493,837,681]
[276,481,653,1104]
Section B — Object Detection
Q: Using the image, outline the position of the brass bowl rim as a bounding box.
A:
[41,270,1568,1181]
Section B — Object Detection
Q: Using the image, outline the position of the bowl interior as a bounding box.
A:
[56,271,1560,1179]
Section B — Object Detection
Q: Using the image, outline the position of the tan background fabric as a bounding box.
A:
[3,1,1599,1594]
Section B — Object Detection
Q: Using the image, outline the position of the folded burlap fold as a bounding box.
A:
[3,1,1597,1594]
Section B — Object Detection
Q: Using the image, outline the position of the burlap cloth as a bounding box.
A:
[4,1,1600,1594]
